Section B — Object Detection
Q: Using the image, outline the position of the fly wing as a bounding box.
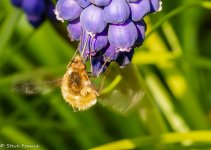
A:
[13,79,62,96]
[97,63,145,114]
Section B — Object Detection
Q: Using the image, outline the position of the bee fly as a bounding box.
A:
[61,55,99,111]
[14,54,145,114]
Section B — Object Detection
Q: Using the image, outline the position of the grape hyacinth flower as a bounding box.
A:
[103,0,130,24]
[22,0,46,16]
[11,0,23,8]
[55,0,162,76]
[89,0,111,7]
[67,18,82,41]
[10,0,55,28]
[90,31,108,52]
[116,49,134,68]
[135,20,147,47]
[91,55,110,76]
[80,5,107,36]
[75,0,91,8]
[108,20,138,52]
[54,0,83,22]
[129,0,162,22]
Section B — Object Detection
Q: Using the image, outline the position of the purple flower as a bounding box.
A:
[89,0,111,7]
[116,49,134,68]
[11,0,23,7]
[10,0,56,27]
[129,0,162,21]
[103,44,118,62]
[126,0,140,2]
[55,0,83,22]
[22,0,46,16]
[74,0,91,8]
[79,30,108,59]
[67,18,82,41]
[150,0,162,12]
[129,0,151,22]
[135,20,146,47]
[27,14,44,28]
[47,2,57,21]
[91,31,108,52]
[103,0,130,24]
[80,5,107,35]
[103,43,134,68]
[53,0,162,76]
[108,20,138,52]
[91,55,110,76]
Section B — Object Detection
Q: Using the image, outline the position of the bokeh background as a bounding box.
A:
[1,0,211,149]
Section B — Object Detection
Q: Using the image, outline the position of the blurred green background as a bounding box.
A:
[1,0,211,150]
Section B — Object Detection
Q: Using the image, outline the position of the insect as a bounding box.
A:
[14,54,145,114]
[61,55,99,111]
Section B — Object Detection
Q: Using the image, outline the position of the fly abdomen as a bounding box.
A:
[68,72,82,94]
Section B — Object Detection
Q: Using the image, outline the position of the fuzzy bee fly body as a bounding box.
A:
[61,55,99,111]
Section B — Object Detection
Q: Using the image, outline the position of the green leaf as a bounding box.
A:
[92,131,211,150]
[0,9,21,58]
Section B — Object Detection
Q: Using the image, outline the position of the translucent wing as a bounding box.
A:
[13,79,62,95]
[96,63,145,114]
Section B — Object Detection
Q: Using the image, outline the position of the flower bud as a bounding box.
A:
[22,0,46,16]
[103,44,118,61]
[67,18,82,41]
[91,55,109,76]
[55,0,83,22]
[129,0,150,22]
[116,49,134,68]
[10,0,55,27]
[75,0,90,8]
[79,30,108,59]
[108,20,138,52]
[135,20,146,47]
[89,0,111,7]
[103,0,130,24]
[91,31,108,52]
[80,5,107,35]
[129,0,162,22]
[150,0,162,12]
[47,3,57,21]
[11,0,23,7]
[27,14,44,28]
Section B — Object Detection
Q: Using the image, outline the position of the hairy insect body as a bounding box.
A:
[69,72,83,94]
[61,56,98,111]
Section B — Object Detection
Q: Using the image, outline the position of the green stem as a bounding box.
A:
[92,131,211,150]
[101,75,122,95]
